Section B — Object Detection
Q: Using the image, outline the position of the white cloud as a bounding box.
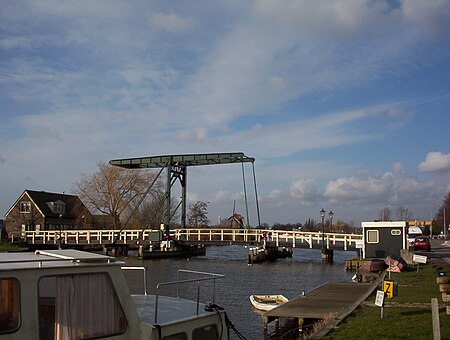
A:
[252,0,388,41]
[393,162,405,173]
[290,179,319,202]
[324,175,391,201]
[419,152,450,172]
[0,36,34,49]
[150,12,196,33]
[267,189,283,200]
[174,128,209,142]
[401,0,450,37]
[324,169,440,206]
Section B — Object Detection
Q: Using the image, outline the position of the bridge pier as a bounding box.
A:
[103,244,129,257]
[321,248,334,264]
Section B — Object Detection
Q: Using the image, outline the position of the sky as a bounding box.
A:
[1,0,449,227]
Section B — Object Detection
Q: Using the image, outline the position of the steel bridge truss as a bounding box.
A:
[109,152,259,236]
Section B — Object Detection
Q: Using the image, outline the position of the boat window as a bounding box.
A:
[162,332,188,340]
[193,324,219,340]
[391,229,401,236]
[366,230,379,243]
[0,278,20,334]
[38,272,127,340]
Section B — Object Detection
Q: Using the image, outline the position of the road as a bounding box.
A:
[419,239,450,265]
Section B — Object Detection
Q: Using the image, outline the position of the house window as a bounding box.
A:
[0,278,20,334]
[54,203,65,214]
[366,230,379,243]
[19,201,31,213]
[38,273,127,340]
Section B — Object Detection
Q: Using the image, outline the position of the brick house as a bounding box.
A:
[3,190,114,237]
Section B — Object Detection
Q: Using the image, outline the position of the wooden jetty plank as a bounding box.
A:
[263,279,383,333]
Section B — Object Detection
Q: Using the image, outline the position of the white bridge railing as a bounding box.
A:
[174,228,362,250]
[18,228,362,251]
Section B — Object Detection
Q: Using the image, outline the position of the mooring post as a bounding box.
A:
[298,317,304,335]
[431,298,441,340]
[263,316,268,332]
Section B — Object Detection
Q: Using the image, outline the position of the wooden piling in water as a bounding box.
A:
[345,259,364,271]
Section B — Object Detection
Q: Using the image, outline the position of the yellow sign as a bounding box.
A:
[383,280,395,299]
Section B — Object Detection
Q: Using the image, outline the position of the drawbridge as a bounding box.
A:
[109,152,260,240]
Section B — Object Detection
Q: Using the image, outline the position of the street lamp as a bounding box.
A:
[58,213,63,250]
[329,210,334,233]
[320,208,326,253]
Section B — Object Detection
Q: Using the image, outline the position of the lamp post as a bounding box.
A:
[58,213,63,250]
[329,210,334,233]
[320,208,326,254]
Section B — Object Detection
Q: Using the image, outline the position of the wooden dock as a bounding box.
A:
[263,279,382,337]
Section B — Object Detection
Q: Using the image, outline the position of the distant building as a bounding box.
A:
[3,190,114,237]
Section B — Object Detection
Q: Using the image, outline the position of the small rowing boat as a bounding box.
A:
[249,294,289,311]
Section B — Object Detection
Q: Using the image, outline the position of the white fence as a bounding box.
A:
[17,228,362,250]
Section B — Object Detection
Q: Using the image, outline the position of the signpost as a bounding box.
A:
[413,254,427,274]
[383,279,398,299]
[355,240,364,259]
[375,290,385,318]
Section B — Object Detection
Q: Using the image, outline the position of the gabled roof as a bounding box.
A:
[27,190,84,218]
[5,190,85,219]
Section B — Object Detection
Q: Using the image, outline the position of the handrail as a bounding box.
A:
[176,269,225,303]
[121,266,147,295]
[154,270,225,324]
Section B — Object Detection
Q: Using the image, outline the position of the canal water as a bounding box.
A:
[121,245,356,339]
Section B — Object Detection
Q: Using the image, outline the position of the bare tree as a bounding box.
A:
[378,207,392,221]
[188,201,210,227]
[130,190,180,229]
[74,162,161,229]
[396,206,413,221]
[436,190,450,238]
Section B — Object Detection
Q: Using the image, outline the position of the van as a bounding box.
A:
[407,226,423,245]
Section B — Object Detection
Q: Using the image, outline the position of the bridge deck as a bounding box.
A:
[263,279,381,336]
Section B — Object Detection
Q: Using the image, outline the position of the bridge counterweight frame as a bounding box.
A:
[109,152,257,232]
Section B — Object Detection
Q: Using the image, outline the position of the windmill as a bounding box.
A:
[228,200,244,229]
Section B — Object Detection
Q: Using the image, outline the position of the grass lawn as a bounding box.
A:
[325,263,450,339]
[0,240,29,252]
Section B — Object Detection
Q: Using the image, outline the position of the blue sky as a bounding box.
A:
[1,0,449,227]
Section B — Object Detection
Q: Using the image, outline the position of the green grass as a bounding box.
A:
[325,263,450,340]
[0,240,29,252]
[327,306,450,339]
[385,265,447,303]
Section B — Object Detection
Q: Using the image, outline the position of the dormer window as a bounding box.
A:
[20,201,32,213]
[47,201,66,214]
[54,202,65,214]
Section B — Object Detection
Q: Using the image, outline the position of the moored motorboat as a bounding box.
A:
[249,294,289,311]
[0,249,230,340]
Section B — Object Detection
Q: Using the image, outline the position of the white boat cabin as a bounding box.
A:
[0,250,228,340]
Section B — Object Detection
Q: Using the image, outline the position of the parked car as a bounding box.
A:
[413,236,431,252]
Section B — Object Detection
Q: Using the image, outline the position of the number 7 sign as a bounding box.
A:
[383,279,397,298]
